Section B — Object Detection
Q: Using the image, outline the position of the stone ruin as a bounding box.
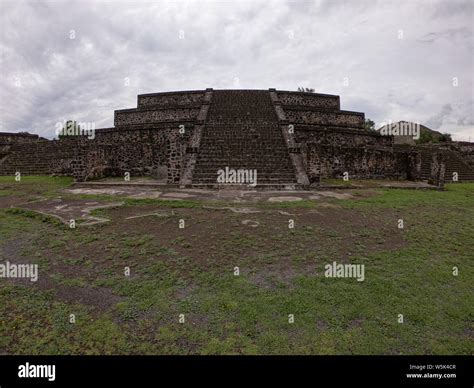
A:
[0,88,473,187]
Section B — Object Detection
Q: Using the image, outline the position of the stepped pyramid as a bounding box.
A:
[1,88,473,185]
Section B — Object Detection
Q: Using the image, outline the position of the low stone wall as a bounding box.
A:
[114,108,200,126]
[276,91,340,110]
[0,132,40,144]
[451,141,474,167]
[285,109,364,128]
[302,143,413,182]
[295,127,392,147]
[137,91,205,108]
[59,125,194,182]
[296,127,414,182]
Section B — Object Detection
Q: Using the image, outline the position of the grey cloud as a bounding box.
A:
[418,27,472,43]
[426,104,453,129]
[431,0,472,18]
[457,115,474,126]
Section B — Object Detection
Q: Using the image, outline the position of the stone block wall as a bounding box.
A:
[0,125,193,183]
[451,141,474,167]
[137,91,205,108]
[295,127,392,147]
[276,91,340,110]
[114,108,200,126]
[0,132,41,144]
[58,125,194,182]
[285,109,364,128]
[303,144,411,181]
[295,126,411,182]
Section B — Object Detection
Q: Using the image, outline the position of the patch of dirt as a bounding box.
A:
[162,192,195,199]
[248,267,296,289]
[316,203,342,209]
[317,191,353,200]
[0,196,26,209]
[68,203,407,277]
[0,237,122,312]
[2,190,406,309]
[347,318,364,329]
[316,320,329,331]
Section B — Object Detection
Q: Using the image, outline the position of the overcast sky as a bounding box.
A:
[1,0,473,140]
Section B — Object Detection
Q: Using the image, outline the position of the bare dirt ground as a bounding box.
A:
[3,186,406,312]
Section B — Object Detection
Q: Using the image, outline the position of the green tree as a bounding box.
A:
[416,130,434,144]
[439,133,452,142]
[364,119,376,131]
[58,120,82,138]
[297,87,315,93]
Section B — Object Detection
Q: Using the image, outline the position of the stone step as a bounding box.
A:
[193,171,295,176]
[192,177,296,182]
[192,89,297,185]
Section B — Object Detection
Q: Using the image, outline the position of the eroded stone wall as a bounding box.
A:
[0,125,193,183]
[294,127,412,182]
[114,108,200,126]
[452,142,474,167]
[277,91,340,110]
[0,132,40,144]
[60,125,194,182]
[303,144,411,181]
[295,127,392,147]
[138,91,204,108]
[285,109,364,128]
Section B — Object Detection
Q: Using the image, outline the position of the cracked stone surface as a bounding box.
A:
[268,196,303,202]
[241,219,260,227]
[16,199,124,226]
[203,206,261,213]
[125,211,175,220]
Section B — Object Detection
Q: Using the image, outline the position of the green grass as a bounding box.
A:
[342,183,474,209]
[260,199,319,209]
[6,207,66,228]
[0,175,73,198]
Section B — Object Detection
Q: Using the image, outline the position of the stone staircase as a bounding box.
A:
[443,150,474,182]
[0,141,79,177]
[0,142,51,175]
[192,90,297,187]
[419,147,474,182]
[419,148,432,180]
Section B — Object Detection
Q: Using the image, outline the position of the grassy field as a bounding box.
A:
[0,177,472,355]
